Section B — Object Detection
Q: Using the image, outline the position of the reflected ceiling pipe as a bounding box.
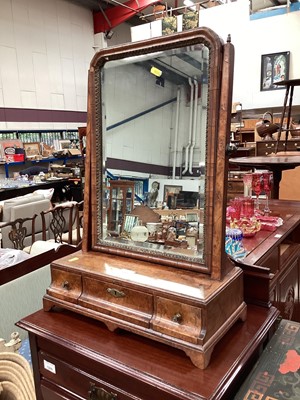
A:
[189,78,198,174]
[172,86,181,179]
[182,78,194,175]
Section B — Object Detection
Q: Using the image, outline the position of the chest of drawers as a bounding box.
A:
[17,306,279,400]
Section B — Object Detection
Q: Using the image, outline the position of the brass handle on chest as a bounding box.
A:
[172,313,182,323]
[62,281,69,290]
[107,287,125,298]
[88,383,117,399]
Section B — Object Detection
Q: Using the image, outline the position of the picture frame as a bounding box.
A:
[260,51,290,91]
[23,142,40,157]
[163,185,183,202]
[58,139,71,150]
[122,215,139,233]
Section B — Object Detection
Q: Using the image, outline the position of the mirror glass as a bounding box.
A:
[97,42,209,265]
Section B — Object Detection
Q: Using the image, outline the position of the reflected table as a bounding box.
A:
[229,154,300,199]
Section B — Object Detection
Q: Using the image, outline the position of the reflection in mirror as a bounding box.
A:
[98,43,208,265]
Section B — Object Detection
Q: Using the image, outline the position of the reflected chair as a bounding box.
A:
[41,203,75,244]
[61,200,84,246]
[0,215,37,250]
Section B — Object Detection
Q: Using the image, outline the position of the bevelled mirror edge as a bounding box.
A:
[83,27,234,277]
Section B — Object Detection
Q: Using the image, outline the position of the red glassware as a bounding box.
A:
[252,173,263,210]
[243,173,253,197]
[262,171,273,214]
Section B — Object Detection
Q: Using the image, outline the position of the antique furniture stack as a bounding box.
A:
[17,27,300,400]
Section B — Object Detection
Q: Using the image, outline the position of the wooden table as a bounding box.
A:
[229,155,300,199]
[17,306,279,400]
[233,199,300,322]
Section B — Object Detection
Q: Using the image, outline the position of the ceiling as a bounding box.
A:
[67,0,220,26]
[66,0,298,29]
[66,0,300,119]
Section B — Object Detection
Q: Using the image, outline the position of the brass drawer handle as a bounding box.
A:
[88,383,117,399]
[62,281,70,290]
[107,287,125,298]
[172,313,182,324]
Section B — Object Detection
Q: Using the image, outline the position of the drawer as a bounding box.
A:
[151,297,202,344]
[78,277,153,327]
[38,351,134,400]
[47,267,82,303]
[227,180,244,193]
[41,381,80,400]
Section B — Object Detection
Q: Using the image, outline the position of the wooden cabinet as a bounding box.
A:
[43,251,245,369]
[256,139,300,156]
[17,306,279,400]
[227,177,244,200]
[237,199,300,322]
[107,180,135,233]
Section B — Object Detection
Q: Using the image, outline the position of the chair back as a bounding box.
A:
[72,200,84,246]
[0,215,37,250]
[41,203,75,244]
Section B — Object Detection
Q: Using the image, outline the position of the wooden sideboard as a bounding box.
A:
[236,199,300,322]
[17,306,279,400]
[256,139,300,156]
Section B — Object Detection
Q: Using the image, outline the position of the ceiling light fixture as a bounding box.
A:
[150,66,163,77]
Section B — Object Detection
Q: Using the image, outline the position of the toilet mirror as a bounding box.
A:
[85,28,233,275]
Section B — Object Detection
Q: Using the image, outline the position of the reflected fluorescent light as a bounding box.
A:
[150,66,162,77]
[183,0,196,10]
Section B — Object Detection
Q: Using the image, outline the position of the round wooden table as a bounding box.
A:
[229,154,300,199]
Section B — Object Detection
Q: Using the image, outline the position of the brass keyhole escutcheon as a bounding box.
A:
[107,288,125,298]
[62,281,69,290]
[172,313,182,323]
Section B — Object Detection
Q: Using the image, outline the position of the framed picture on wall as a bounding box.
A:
[58,139,71,150]
[163,185,182,202]
[260,51,290,91]
[24,142,40,158]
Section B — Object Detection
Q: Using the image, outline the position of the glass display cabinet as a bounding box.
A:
[107,180,135,234]
[43,27,247,369]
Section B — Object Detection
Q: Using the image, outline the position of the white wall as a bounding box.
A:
[0,0,95,131]
[130,1,300,112]
[104,61,208,174]
[200,1,300,111]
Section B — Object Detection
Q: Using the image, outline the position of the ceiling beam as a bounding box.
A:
[93,0,159,33]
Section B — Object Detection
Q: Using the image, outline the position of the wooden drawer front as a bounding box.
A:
[259,247,280,273]
[152,297,202,344]
[286,141,300,151]
[38,352,134,400]
[256,142,277,156]
[227,179,244,193]
[78,277,153,327]
[47,268,82,303]
[41,381,80,400]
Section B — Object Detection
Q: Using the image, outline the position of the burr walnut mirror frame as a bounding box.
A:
[83,27,234,280]
[44,28,247,369]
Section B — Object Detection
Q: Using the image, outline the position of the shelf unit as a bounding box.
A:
[107,180,135,233]
[0,129,80,178]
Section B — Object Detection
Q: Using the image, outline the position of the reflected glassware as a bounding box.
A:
[229,197,242,220]
[252,173,263,210]
[262,171,273,214]
[240,196,254,218]
[243,173,253,197]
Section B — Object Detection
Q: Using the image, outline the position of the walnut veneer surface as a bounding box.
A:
[234,199,300,322]
[17,305,279,400]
